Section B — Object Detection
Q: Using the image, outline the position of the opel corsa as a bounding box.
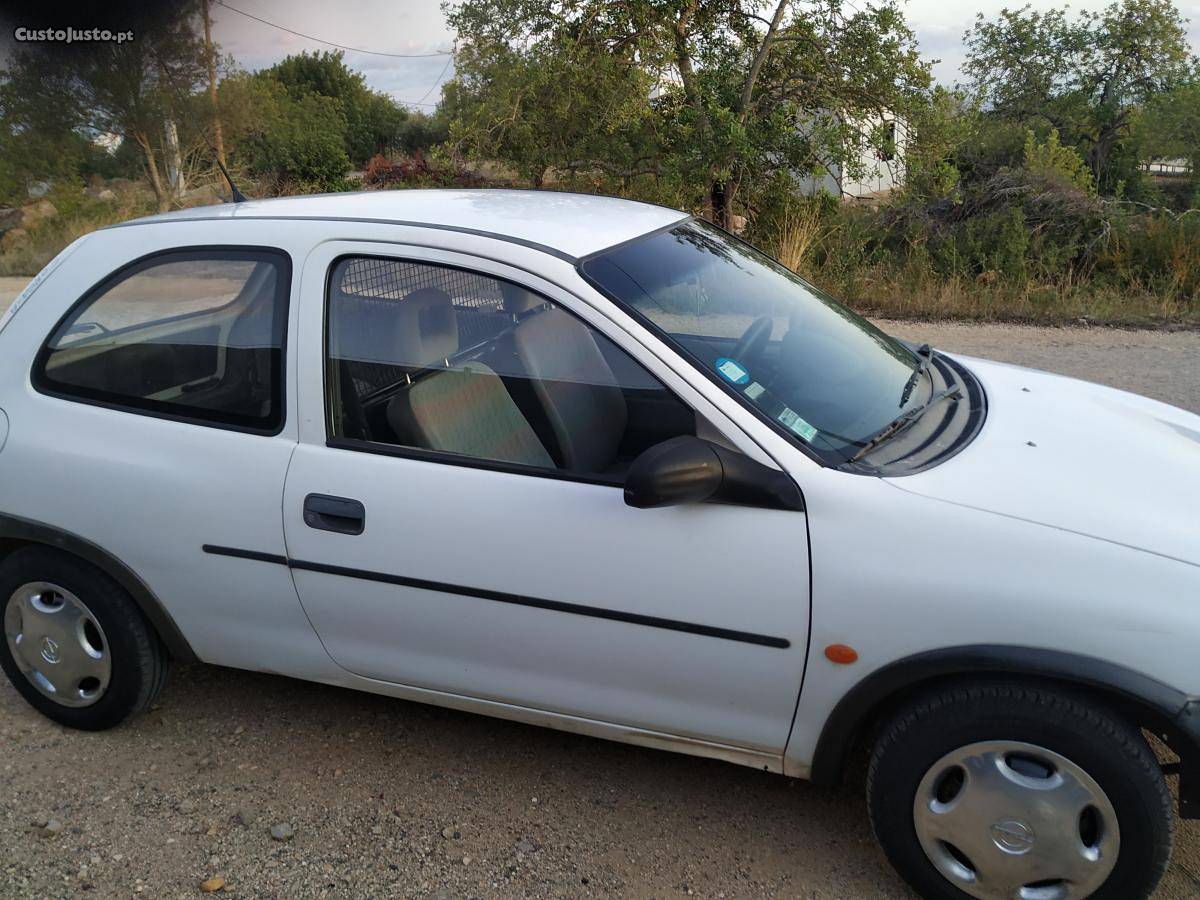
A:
[0,191,1197,899]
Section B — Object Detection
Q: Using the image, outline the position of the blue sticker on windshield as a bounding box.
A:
[715,357,750,385]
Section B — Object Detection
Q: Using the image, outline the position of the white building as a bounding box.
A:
[1142,158,1192,177]
[795,112,909,200]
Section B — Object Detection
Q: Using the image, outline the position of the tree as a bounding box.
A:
[895,86,980,203]
[1140,81,1200,173]
[442,30,660,190]
[962,0,1196,193]
[262,51,407,165]
[0,77,93,204]
[0,4,207,211]
[443,0,930,226]
[217,73,352,191]
[396,110,450,155]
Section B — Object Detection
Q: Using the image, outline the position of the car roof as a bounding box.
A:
[120,189,691,262]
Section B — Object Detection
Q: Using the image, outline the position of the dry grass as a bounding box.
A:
[822,264,1199,327]
[775,204,828,277]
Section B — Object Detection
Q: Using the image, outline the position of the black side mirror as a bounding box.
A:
[623,436,805,512]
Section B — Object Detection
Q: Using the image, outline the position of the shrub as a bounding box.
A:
[932,205,1030,279]
[362,152,485,189]
[1022,129,1094,193]
[234,84,352,192]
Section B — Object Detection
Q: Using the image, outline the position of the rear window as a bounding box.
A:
[34,248,291,433]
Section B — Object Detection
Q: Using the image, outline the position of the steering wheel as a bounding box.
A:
[730,315,773,368]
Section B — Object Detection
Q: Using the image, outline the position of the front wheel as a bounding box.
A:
[867,682,1172,900]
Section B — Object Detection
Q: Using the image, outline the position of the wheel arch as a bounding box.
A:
[0,513,196,662]
[809,644,1200,815]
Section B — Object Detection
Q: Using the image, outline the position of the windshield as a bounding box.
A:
[580,220,923,464]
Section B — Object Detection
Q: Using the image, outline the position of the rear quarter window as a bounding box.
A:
[33,248,291,433]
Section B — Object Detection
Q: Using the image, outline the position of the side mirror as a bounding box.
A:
[623,436,805,512]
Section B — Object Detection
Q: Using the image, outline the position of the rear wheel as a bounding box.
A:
[0,547,168,729]
[867,682,1172,900]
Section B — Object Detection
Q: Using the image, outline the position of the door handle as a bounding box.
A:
[303,494,365,535]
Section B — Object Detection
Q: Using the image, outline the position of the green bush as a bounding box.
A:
[263,51,408,165]
[253,92,352,189]
[1102,213,1200,297]
[221,76,352,192]
[932,206,1030,279]
[1023,129,1094,193]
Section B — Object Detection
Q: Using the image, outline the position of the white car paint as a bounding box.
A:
[0,235,87,336]
[0,191,1197,787]
[782,460,1200,775]
[130,189,690,262]
[891,357,1200,566]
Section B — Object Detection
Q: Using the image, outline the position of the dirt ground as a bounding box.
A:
[1,275,1199,898]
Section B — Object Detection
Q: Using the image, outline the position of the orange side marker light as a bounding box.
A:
[825,644,858,665]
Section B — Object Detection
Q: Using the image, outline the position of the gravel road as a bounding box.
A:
[1,275,1199,898]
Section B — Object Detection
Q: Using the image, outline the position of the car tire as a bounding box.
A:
[867,681,1172,900]
[0,546,168,730]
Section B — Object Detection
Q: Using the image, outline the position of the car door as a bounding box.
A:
[283,241,811,755]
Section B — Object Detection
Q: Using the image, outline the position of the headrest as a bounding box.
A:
[499,282,546,316]
[394,288,458,366]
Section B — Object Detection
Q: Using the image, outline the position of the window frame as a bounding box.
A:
[321,252,699,488]
[32,245,293,436]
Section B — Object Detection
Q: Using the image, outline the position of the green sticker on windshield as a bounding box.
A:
[777,407,818,442]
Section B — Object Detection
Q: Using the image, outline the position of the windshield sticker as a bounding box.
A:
[744,381,766,400]
[715,357,750,385]
[778,407,819,442]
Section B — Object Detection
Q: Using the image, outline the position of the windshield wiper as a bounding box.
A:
[899,343,933,407]
[848,385,963,464]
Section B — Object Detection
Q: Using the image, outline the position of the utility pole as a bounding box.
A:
[202,0,227,170]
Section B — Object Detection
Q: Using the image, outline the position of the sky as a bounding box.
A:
[201,0,1200,107]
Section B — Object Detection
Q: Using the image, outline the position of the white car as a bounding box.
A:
[1,191,1197,899]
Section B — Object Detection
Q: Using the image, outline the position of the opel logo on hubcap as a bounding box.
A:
[40,636,60,664]
[991,818,1035,854]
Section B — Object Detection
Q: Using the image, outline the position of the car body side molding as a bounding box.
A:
[202,544,792,649]
[808,643,1200,816]
[200,544,288,566]
[0,513,197,662]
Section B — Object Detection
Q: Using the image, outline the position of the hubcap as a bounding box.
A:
[913,740,1119,900]
[3,582,111,708]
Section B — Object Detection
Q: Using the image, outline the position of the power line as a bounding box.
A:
[213,0,453,58]
[410,52,455,107]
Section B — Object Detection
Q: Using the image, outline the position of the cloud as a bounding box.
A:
[210,0,1197,102]
[211,0,455,105]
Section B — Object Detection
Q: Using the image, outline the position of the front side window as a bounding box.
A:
[326,256,695,480]
[35,249,290,432]
[581,220,923,465]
